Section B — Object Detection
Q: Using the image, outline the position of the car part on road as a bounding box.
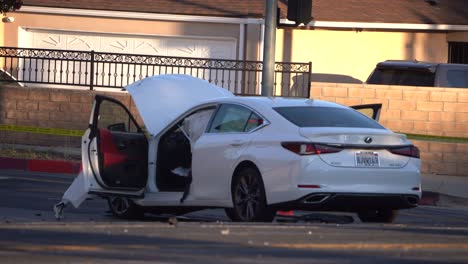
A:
[276,212,354,224]
[225,167,276,222]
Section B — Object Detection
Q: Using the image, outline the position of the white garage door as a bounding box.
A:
[19,29,238,89]
[24,29,237,59]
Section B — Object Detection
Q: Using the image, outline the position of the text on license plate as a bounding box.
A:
[355,151,379,167]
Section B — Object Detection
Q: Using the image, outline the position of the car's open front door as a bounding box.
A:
[83,95,148,197]
[351,104,382,121]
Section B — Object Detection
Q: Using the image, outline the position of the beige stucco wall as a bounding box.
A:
[275,29,450,83]
[0,22,4,46]
[447,32,468,42]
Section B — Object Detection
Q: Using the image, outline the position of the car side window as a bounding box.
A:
[445,70,468,88]
[208,104,263,133]
[97,99,139,133]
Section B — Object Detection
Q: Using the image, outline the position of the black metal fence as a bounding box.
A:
[0,46,311,97]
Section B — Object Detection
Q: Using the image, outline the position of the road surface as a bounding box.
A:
[0,170,467,263]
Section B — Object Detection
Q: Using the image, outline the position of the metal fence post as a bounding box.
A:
[89,50,95,90]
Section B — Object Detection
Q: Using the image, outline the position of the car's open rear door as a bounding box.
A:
[56,95,147,215]
[351,104,382,121]
[82,95,148,198]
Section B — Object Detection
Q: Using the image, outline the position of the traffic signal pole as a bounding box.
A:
[261,0,278,97]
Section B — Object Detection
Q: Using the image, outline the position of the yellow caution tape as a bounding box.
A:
[0,124,85,137]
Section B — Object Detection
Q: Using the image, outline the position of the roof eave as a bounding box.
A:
[280,19,468,31]
[18,5,264,24]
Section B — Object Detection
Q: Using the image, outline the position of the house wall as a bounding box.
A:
[1,84,467,176]
[447,32,468,42]
[0,22,4,46]
[276,29,450,83]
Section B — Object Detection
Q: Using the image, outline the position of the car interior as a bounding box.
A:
[156,124,192,192]
[156,107,216,192]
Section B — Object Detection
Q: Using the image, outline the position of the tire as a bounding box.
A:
[225,167,276,222]
[107,196,144,219]
[357,209,398,223]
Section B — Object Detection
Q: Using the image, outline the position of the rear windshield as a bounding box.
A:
[274,106,384,129]
[367,68,435,87]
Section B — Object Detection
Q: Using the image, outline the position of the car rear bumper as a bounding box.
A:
[271,193,420,212]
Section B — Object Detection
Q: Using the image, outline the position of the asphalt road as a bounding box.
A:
[1,170,468,264]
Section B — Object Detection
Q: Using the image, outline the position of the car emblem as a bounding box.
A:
[364,137,373,144]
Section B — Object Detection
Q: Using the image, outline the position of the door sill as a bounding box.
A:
[88,188,144,198]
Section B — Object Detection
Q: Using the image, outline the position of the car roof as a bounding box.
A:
[376,60,437,72]
[376,60,468,72]
[214,96,348,109]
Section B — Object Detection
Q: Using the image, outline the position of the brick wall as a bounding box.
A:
[0,83,467,176]
[311,82,468,176]
[0,85,136,148]
[311,82,468,138]
[414,140,468,176]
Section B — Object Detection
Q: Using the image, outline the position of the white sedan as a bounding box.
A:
[56,74,421,223]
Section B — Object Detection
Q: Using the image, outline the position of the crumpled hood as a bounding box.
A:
[126,74,234,135]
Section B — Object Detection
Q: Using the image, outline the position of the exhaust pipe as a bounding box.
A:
[303,194,330,204]
[405,195,419,206]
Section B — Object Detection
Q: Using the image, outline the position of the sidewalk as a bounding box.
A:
[0,155,466,207]
[422,174,468,199]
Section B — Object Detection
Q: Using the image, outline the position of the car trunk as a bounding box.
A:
[299,127,411,168]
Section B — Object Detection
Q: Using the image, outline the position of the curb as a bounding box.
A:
[0,157,81,174]
[0,156,441,206]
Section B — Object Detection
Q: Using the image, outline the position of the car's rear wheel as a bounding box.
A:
[357,209,397,223]
[225,167,276,222]
[108,196,144,219]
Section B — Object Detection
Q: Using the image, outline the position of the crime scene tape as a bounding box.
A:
[0,124,85,137]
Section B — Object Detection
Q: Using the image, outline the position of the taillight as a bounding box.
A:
[281,142,342,155]
[388,145,420,159]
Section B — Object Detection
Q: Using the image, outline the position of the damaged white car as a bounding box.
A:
[55,74,421,223]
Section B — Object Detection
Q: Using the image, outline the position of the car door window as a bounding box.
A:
[97,99,139,133]
[208,104,262,133]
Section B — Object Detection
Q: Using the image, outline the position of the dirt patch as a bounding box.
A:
[0,146,81,162]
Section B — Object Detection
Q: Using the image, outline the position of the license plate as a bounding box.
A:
[355,151,379,167]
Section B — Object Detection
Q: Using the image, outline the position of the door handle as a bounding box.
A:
[230,140,245,146]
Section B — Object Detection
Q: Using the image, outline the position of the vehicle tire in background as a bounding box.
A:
[225,167,276,222]
[108,196,144,219]
[357,209,398,223]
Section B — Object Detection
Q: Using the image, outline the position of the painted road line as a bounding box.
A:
[4,176,70,185]
[0,243,160,253]
[15,188,64,194]
[270,243,468,250]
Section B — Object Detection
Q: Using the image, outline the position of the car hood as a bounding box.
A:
[126,74,234,135]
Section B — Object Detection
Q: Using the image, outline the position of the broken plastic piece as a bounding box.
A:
[53,171,91,220]
[53,201,67,220]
